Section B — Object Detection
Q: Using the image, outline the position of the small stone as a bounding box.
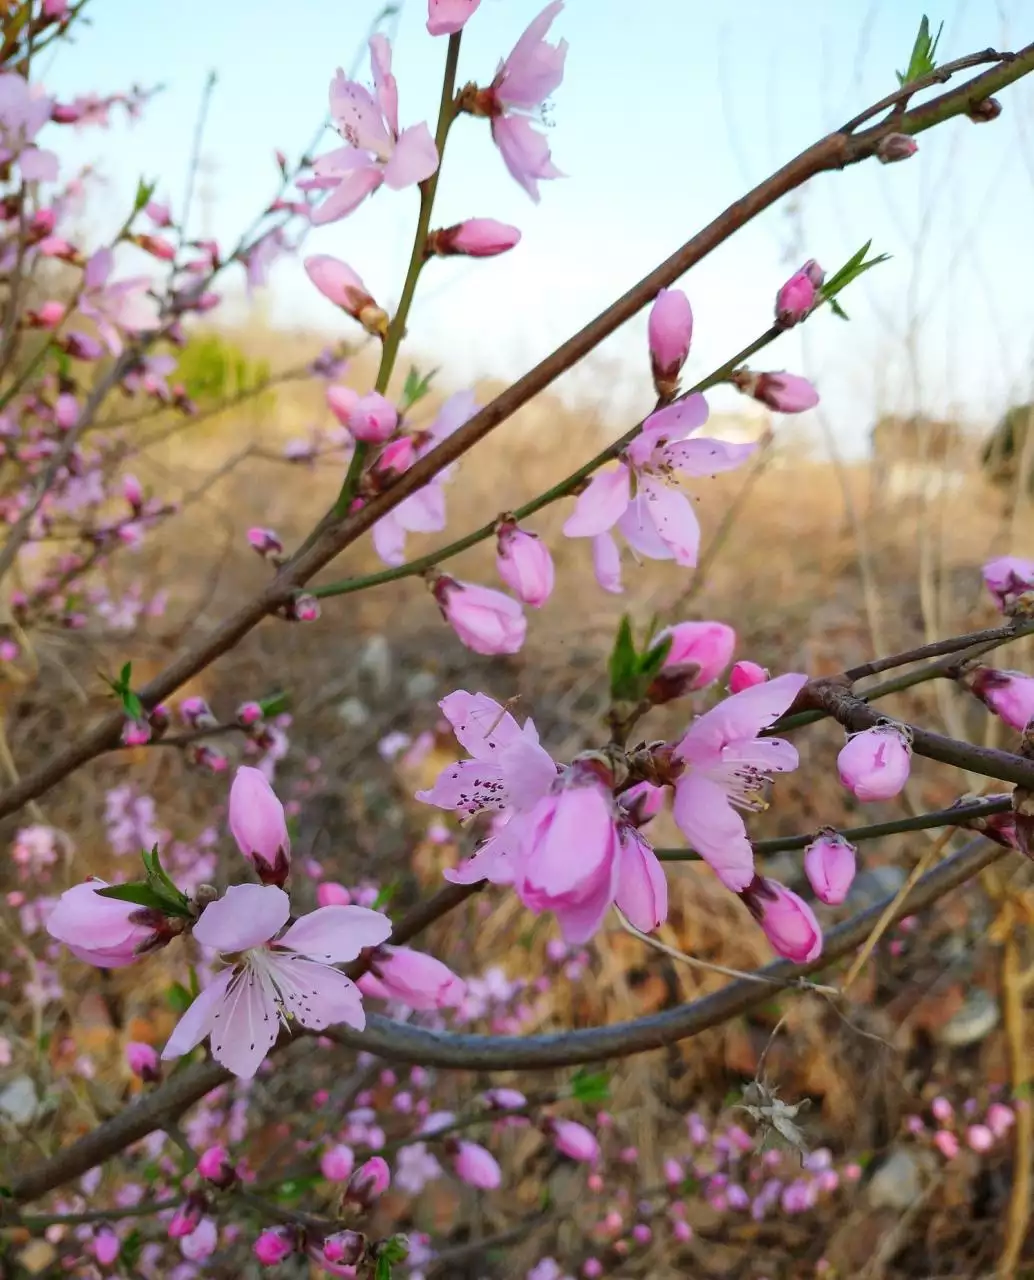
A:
[337,697,370,728]
[18,1241,56,1274]
[406,671,437,700]
[936,988,1000,1048]
[0,1074,39,1125]
[866,1149,922,1210]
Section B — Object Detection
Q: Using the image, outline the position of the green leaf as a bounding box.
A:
[608,615,639,701]
[400,365,437,413]
[119,661,132,686]
[896,14,943,86]
[142,844,190,910]
[828,297,849,321]
[95,882,170,912]
[133,178,157,212]
[374,1259,392,1280]
[259,689,290,718]
[638,633,673,683]
[166,982,193,1014]
[569,1068,610,1104]
[818,240,891,320]
[373,879,400,912]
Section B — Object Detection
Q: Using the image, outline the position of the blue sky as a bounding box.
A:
[39,0,1034,455]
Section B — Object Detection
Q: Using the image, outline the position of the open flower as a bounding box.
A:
[563,396,755,578]
[0,73,58,181]
[672,673,808,891]
[307,36,438,224]
[79,248,160,356]
[162,884,391,1079]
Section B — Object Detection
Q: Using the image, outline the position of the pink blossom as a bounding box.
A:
[427,0,482,34]
[345,1156,391,1207]
[933,1129,959,1160]
[983,556,1034,611]
[654,620,736,689]
[162,884,391,1078]
[742,371,819,414]
[304,255,386,334]
[198,1145,235,1187]
[237,701,264,727]
[672,673,808,890]
[79,248,160,356]
[254,1227,294,1265]
[615,825,668,932]
[967,1124,994,1152]
[496,522,555,607]
[361,945,466,1009]
[372,391,478,565]
[92,1228,120,1265]
[728,660,769,693]
[775,260,823,327]
[0,73,58,182]
[931,1096,953,1123]
[46,879,169,968]
[483,1087,527,1110]
[181,1217,218,1261]
[429,218,521,257]
[803,830,857,906]
[125,1040,160,1082]
[317,881,351,907]
[619,780,665,827]
[987,1103,1016,1137]
[549,1118,600,1163]
[563,396,754,571]
[247,527,283,558]
[327,384,360,426]
[837,724,912,801]
[481,2,567,200]
[168,1200,202,1239]
[307,37,438,224]
[452,1140,502,1189]
[349,392,398,443]
[434,577,527,655]
[591,532,623,594]
[320,1144,355,1182]
[740,877,822,962]
[648,289,693,391]
[320,1230,365,1267]
[229,766,291,887]
[970,667,1034,731]
[146,199,172,227]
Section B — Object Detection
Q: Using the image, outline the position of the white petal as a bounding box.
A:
[192,884,291,952]
[209,965,279,1079]
[277,905,392,963]
[269,955,367,1032]
[161,968,235,1061]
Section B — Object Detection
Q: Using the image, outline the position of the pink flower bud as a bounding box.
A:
[803,830,857,906]
[125,1040,161,1082]
[254,1227,294,1265]
[320,1144,355,1182]
[432,576,527,655]
[236,701,264,728]
[32,300,65,328]
[373,435,415,481]
[970,668,1034,731]
[548,1118,600,1164]
[304,255,387,336]
[247,526,283,558]
[53,393,77,429]
[664,1158,683,1185]
[987,1103,1015,1137]
[291,594,321,623]
[648,288,693,391]
[931,1096,953,1123]
[619,780,665,828]
[136,233,176,261]
[146,200,173,227]
[427,0,482,35]
[496,522,555,608]
[966,1123,994,1152]
[877,133,918,164]
[168,1198,203,1239]
[362,945,466,1010]
[179,696,215,729]
[653,620,736,689]
[728,660,769,693]
[349,392,398,443]
[428,218,520,257]
[983,556,1034,611]
[198,1145,236,1188]
[482,1088,527,1110]
[837,724,912,801]
[775,262,823,326]
[48,879,172,967]
[584,1260,605,1278]
[451,1139,501,1189]
[632,1224,652,1245]
[62,331,104,360]
[326,384,360,426]
[345,1156,390,1208]
[317,881,351,906]
[121,473,143,509]
[933,1129,959,1160]
[321,1230,366,1266]
[92,1229,120,1265]
[740,876,822,962]
[229,766,291,886]
[672,1221,693,1243]
[746,371,819,414]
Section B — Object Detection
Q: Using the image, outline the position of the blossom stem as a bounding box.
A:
[333,32,463,518]
[13,1196,183,1231]
[653,794,1013,861]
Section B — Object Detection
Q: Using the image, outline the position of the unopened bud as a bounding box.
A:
[344,1156,390,1209]
[321,1230,366,1266]
[125,1041,161,1083]
[198,1145,236,1189]
[877,133,918,164]
[287,594,321,623]
[967,97,1002,123]
[247,527,283,558]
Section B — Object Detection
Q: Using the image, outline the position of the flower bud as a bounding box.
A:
[653,621,735,691]
[967,97,1002,123]
[62,330,104,360]
[229,766,291,887]
[246,527,283,558]
[983,556,1034,612]
[344,1156,391,1209]
[619,780,665,828]
[802,829,857,905]
[179,695,216,729]
[134,232,176,261]
[482,1087,527,1111]
[426,218,520,257]
[648,288,693,396]
[47,879,177,967]
[449,1139,501,1189]
[495,521,554,608]
[236,701,264,728]
[123,473,143,510]
[168,1195,205,1239]
[728,660,769,693]
[969,667,1034,732]
[320,1144,355,1182]
[740,875,822,962]
[198,1145,236,1189]
[734,370,819,413]
[775,261,823,327]
[288,593,321,623]
[146,199,173,227]
[349,392,398,443]
[877,133,918,164]
[432,575,526,655]
[125,1040,161,1082]
[321,1230,366,1266]
[304,255,387,337]
[361,945,466,1010]
[27,300,65,328]
[837,723,912,801]
[254,1226,295,1265]
[326,384,360,426]
[546,1118,600,1164]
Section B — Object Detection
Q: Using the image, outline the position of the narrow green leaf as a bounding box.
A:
[638,634,674,684]
[166,982,193,1014]
[569,1067,611,1104]
[828,297,849,321]
[373,878,400,913]
[896,15,944,86]
[95,882,169,911]
[133,179,156,212]
[259,689,290,718]
[608,615,639,701]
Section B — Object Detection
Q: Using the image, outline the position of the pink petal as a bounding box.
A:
[490,114,563,202]
[496,1,567,109]
[627,396,710,466]
[383,123,439,190]
[662,436,756,476]
[592,532,623,593]
[562,464,630,537]
[681,672,808,760]
[369,35,399,137]
[277,905,391,963]
[192,884,290,952]
[161,968,235,1061]
[500,738,557,810]
[550,857,620,944]
[311,166,382,225]
[615,829,668,932]
[416,758,504,813]
[328,71,390,153]
[427,0,483,36]
[637,477,700,565]
[267,955,367,1032]
[616,490,674,561]
[84,247,112,290]
[394,484,446,534]
[209,967,280,1079]
[372,513,407,566]
[443,818,528,886]
[19,146,57,182]
[672,772,754,891]
[438,690,524,755]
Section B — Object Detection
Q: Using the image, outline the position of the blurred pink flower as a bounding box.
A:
[254,1227,294,1265]
[427,0,482,35]
[451,1140,501,1189]
[548,1117,600,1163]
[79,248,160,356]
[728,660,769,693]
[983,556,1034,611]
[741,877,822,962]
